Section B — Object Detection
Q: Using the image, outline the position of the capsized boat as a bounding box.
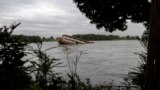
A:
[57,35,93,44]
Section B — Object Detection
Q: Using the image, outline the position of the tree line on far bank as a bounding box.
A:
[72,34,140,41]
[11,34,140,43]
[11,35,55,43]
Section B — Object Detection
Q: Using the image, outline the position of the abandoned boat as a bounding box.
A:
[57,35,93,44]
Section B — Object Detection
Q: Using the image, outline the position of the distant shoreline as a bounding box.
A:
[72,34,140,41]
[43,39,139,42]
[12,34,140,43]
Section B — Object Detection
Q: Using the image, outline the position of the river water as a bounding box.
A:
[30,40,144,85]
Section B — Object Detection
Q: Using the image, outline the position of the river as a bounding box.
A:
[30,40,144,85]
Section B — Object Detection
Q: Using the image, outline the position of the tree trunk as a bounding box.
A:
[145,0,160,90]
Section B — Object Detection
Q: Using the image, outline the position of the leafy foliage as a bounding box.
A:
[29,42,64,90]
[0,23,32,90]
[128,52,147,90]
[73,0,150,32]
[127,28,149,90]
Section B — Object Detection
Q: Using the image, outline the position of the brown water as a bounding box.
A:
[30,40,143,85]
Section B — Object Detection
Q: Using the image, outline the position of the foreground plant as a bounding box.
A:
[0,23,32,90]
[29,42,64,90]
[126,29,148,90]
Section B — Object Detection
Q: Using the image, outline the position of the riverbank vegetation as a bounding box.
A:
[11,35,55,43]
[126,28,148,90]
[72,34,140,41]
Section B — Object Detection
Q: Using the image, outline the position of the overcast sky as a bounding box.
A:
[0,0,145,37]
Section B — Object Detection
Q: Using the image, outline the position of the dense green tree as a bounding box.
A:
[73,0,160,90]
[0,23,32,90]
[73,0,150,32]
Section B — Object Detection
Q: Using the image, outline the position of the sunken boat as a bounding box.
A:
[57,35,93,44]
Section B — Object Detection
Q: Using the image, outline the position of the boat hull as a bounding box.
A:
[57,35,94,44]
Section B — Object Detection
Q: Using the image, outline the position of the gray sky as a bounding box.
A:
[0,0,145,37]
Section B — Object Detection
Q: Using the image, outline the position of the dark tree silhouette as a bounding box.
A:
[145,1,160,90]
[73,0,150,32]
[73,0,160,90]
[0,23,32,90]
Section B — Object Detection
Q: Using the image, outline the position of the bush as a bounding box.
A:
[0,23,32,90]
